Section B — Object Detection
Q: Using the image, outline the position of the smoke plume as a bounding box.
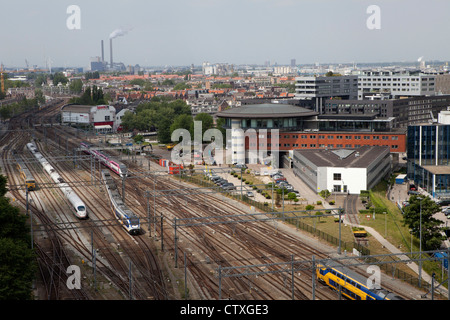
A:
[109,26,133,39]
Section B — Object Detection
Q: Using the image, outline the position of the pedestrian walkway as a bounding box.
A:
[279,168,448,297]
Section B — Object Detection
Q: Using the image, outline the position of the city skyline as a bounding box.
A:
[1,0,450,69]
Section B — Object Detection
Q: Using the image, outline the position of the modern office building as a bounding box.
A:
[357,69,436,100]
[216,103,406,167]
[294,75,358,113]
[407,112,450,200]
[322,95,450,128]
[292,146,391,195]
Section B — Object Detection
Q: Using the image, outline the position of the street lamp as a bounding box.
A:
[417,196,424,287]
[384,211,387,238]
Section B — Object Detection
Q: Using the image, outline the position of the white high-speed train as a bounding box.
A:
[27,142,88,219]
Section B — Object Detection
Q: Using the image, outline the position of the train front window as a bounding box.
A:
[77,206,86,212]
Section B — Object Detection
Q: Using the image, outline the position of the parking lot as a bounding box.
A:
[201,164,304,204]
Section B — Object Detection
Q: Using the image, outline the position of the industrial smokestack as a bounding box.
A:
[101,40,104,62]
[110,38,113,68]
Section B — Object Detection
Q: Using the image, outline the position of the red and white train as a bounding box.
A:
[80,142,128,177]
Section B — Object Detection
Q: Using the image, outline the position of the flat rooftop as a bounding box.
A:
[294,145,390,168]
[61,104,93,113]
[216,103,318,119]
[421,165,450,175]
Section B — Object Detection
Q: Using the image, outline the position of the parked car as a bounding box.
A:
[443,207,450,216]
[270,171,282,177]
[218,180,229,186]
[437,199,450,206]
[223,183,236,190]
[246,191,254,197]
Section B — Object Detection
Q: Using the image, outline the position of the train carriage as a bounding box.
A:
[26,142,88,219]
[101,170,140,235]
[16,158,36,191]
[81,142,128,177]
[316,260,404,300]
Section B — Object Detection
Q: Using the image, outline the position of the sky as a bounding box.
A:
[1,0,450,69]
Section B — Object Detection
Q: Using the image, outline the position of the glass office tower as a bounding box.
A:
[407,124,450,198]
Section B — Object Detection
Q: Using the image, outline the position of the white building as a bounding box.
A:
[293,146,391,195]
[61,104,116,132]
[356,69,436,99]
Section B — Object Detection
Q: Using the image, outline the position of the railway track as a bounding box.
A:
[1,106,421,300]
[32,124,341,299]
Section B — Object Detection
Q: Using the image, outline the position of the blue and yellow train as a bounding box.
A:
[316,260,404,300]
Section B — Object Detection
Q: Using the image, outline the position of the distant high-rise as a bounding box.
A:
[101,40,104,62]
[291,59,296,67]
[110,38,113,68]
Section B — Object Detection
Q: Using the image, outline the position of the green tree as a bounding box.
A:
[129,79,146,87]
[193,113,214,138]
[120,110,137,131]
[173,82,192,90]
[170,114,194,135]
[157,116,173,144]
[52,72,68,86]
[287,192,297,203]
[34,89,45,104]
[403,195,445,251]
[0,174,36,299]
[34,74,47,88]
[69,79,83,94]
[0,238,36,299]
[133,134,144,143]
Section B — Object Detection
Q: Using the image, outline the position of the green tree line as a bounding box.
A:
[0,96,42,121]
[0,175,36,299]
[120,97,225,144]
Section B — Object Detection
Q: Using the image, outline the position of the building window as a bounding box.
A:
[333,173,342,181]
[333,185,342,192]
[364,136,370,140]
[105,116,110,121]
